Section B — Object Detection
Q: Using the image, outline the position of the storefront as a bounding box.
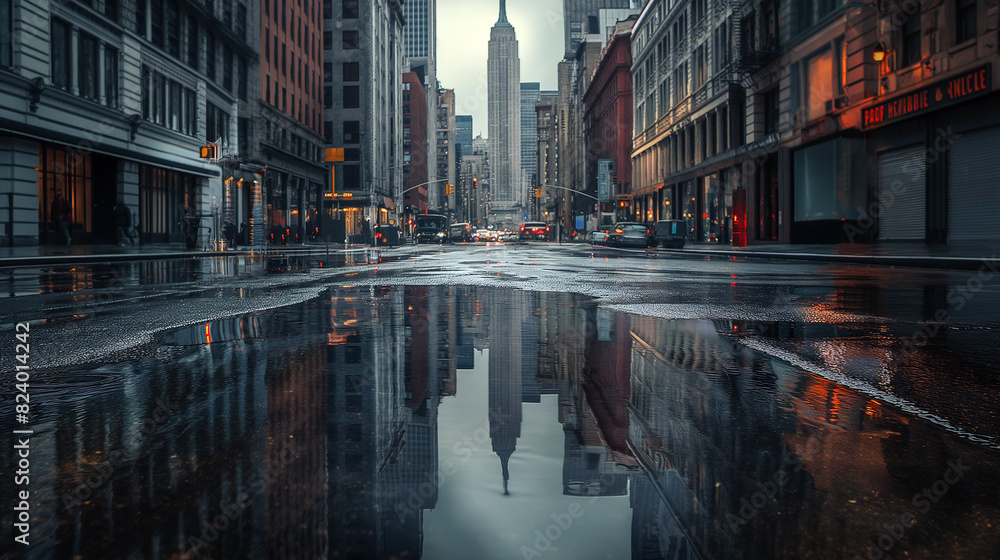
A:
[862,64,998,243]
[790,136,867,243]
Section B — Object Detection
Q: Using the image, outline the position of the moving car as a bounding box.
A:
[652,219,687,248]
[449,222,473,242]
[608,222,652,248]
[590,226,612,246]
[414,214,449,244]
[519,221,550,241]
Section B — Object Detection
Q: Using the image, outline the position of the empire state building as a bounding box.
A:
[487,0,522,225]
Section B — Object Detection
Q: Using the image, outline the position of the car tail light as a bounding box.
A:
[615,228,623,234]
[545,227,549,232]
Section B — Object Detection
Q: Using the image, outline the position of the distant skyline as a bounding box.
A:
[437,0,564,139]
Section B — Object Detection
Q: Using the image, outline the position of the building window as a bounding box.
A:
[956,0,976,44]
[763,88,778,135]
[104,46,119,107]
[324,30,332,50]
[324,121,332,142]
[206,102,231,146]
[344,121,359,143]
[343,85,359,108]
[693,0,706,22]
[265,33,269,62]
[238,56,247,100]
[796,0,813,32]
[206,32,216,80]
[185,14,198,69]
[343,0,358,18]
[900,9,921,67]
[323,0,331,18]
[694,44,707,89]
[150,0,163,47]
[77,33,99,100]
[343,62,359,82]
[806,49,833,121]
[713,22,730,72]
[135,0,146,37]
[324,62,332,82]
[222,44,233,91]
[166,0,180,57]
[139,164,195,240]
[343,30,359,49]
[141,65,197,136]
[324,85,332,108]
[39,146,93,238]
[51,19,72,90]
[343,164,360,189]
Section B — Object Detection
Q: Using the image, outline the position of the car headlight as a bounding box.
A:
[437,232,445,237]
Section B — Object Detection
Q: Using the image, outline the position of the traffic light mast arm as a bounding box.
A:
[540,184,600,202]
[401,179,449,195]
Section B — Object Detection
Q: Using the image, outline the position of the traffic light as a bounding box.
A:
[445,183,453,195]
[200,143,219,159]
[472,178,478,189]
[534,188,541,198]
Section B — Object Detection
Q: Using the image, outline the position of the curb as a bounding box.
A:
[666,247,996,271]
[0,245,393,268]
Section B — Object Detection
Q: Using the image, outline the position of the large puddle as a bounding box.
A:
[2,285,999,559]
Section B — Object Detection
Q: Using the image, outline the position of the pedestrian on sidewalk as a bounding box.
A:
[113,197,136,247]
[51,191,72,245]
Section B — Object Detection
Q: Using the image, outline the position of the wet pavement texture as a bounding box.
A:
[0,243,998,559]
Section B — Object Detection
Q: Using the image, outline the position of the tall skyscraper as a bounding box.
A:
[520,83,541,200]
[456,115,474,159]
[487,0,522,226]
[563,0,632,55]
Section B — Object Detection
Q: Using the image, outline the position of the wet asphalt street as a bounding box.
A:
[0,241,998,560]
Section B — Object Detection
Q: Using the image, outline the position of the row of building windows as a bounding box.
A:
[50,19,120,107]
[141,65,198,136]
[323,0,359,19]
[265,80,319,130]
[135,2,249,100]
[323,29,360,51]
[265,35,319,96]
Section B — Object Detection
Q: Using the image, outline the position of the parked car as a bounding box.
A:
[519,221,550,241]
[608,222,652,248]
[652,219,687,248]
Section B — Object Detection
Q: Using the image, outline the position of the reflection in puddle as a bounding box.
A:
[2,286,998,559]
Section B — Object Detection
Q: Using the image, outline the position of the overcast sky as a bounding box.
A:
[436,0,565,139]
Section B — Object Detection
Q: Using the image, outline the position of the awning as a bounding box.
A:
[631,182,664,198]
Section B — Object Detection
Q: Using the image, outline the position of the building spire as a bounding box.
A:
[498,0,510,25]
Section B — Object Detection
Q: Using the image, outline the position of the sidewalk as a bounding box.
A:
[0,242,385,268]
[673,241,1000,270]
